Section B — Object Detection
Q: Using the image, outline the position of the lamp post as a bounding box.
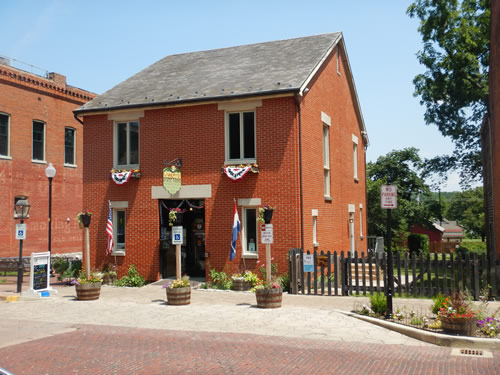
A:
[45,163,56,255]
[14,199,30,293]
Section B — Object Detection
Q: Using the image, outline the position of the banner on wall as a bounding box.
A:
[163,166,182,194]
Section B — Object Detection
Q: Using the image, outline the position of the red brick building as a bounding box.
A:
[0,59,95,258]
[74,33,368,281]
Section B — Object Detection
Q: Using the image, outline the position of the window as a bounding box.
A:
[312,209,319,247]
[241,207,258,256]
[64,127,76,165]
[32,120,45,161]
[113,209,126,255]
[352,134,359,181]
[359,204,364,238]
[226,111,255,162]
[114,121,139,168]
[322,112,331,198]
[0,113,10,157]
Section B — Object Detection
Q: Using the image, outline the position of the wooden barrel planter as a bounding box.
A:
[440,316,477,336]
[232,279,252,291]
[256,287,282,308]
[166,286,191,305]
[75,283,102,301]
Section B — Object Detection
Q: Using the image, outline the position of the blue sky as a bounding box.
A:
[3,0,469,191]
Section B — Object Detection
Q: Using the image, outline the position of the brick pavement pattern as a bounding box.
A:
[1,324,498,375]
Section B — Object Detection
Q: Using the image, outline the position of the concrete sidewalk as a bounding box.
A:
[1,278,499,351]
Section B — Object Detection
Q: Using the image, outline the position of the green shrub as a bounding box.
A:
[369,293,387,316]
[431,293,446,315]
[116,265,145,287]
[209,268,232,290]
[58,259,82,281]
[52,258,69,274]
[408,233,429,255]
[460,240,487,256]
[278,272,290,293]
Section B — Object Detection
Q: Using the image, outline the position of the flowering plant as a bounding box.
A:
[476,317,500,338]
[232,270,259,285]
[76,209,93,229]
[163,276,190,289]
[255,281,281,290]
[258,205,275,224]
[168,208,186,226]
[438,292,476,319]
[71,270,103,286]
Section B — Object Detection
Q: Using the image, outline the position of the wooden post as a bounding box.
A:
[266,244,271,284]
[84,227,90,276]
[176,244,181,280]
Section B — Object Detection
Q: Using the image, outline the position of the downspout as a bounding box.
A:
[73,112,84,125]
[295,94,305,250]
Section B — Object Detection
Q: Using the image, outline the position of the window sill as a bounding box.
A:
[354,177,359,183]
[64,163,77,168]
[0,155,12,160]
[32,159,47,164]
[324,196,333,202]
[242,253,258,259]
[313,242,320,248]
[111,250,126,257]
[224,159,257,165]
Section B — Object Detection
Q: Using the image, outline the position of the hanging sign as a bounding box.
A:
[163,166,182,194]
[260,224,273,244]
[303,254,314,272]
[381,185,397,209]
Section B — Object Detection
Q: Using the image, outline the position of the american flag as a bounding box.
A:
[106,202,113,255]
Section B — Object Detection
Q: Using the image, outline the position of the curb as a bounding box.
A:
[337,309,500,350]
[0,295,20,302]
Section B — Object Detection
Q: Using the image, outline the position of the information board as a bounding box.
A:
[33,264,48,290]
[29,252,50,292]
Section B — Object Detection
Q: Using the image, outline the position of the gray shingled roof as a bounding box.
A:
[75,33,342,114]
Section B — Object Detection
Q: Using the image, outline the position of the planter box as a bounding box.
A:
[256,287,282,308]
[166,286,191,305]
[232,279,252,291]
[440,316,477,336]
[75,282,102,301]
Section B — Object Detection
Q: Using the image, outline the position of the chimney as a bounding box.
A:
[47,72,66,87]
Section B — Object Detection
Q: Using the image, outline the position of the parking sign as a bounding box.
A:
[16,224,26,240]
[172,226,183,245]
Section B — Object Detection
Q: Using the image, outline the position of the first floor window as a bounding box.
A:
[114,209,126,254]
[323,124,331,197]
[226,111,255,162]
[32,120,45,161]
[64,127,76,165]
[242,207,258,255]
[0,113,10,157]
[115,120,139,167]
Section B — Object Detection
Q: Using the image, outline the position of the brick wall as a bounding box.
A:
[0,64,95,258]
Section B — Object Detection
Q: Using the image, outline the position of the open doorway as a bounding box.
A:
[159,200,205,278]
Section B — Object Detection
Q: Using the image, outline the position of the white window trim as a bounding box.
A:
[112,207,126,256]
[32,120,46,163]
[224,111,257,164]
[352,134,359,182]
[113,120,140,169]
[240,205,258,259]
[64,127,77,167]
[0,112,11,158]
[312,209,319,247]
[323,113,331,199]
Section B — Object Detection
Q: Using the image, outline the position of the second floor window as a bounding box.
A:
[65,127,76,165]
[0,113,10,157]
[32,120,45,161]
[226,111,255,162]
[115,121,139,168]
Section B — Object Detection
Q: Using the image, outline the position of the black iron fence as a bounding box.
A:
[288,248,499,300]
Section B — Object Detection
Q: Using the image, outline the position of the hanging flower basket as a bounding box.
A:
[76,211,93,229]
[258,205,275,224]
[169,209,186,226]
[263,209,274,224]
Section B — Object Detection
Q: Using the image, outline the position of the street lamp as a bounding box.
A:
[45,163,56,254]
[14,199,30,293]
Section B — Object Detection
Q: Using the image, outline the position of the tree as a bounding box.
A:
[446,187,486,240]
[407,0,490,186]
[367,148,437,238]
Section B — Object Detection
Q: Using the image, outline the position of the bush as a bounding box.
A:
[459,240,487,256]
[209,267,232,290]
[408,233,429,256]
[369,293,387,316]
[431,293,446,315]
[116,265,145,287]
[278,272,290,293]
[53,259,81,282]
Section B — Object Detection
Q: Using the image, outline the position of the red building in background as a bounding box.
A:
[0,58,95,258]
[74,33,369,281]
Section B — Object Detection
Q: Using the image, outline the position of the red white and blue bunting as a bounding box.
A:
[223,166,251,182]
[111,171,132,185]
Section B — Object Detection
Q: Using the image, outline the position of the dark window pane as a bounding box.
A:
[243,112,255,159]
[0,114,8,156]
[129,121,139,165]
[246,208,257,252]
[229,113,240,159]
[65,128,75,164]
[32,121,44,160]
[117,123,127,165]
[117,211,126,244]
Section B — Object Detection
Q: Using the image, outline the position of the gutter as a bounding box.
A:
[74,112,84,125]
[295,94,305,250]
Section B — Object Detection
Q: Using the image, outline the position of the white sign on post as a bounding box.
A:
[15,224,26,240]
[303,254,314,272]
[381,185,397,209]
[260,224,273,244]
[172,226,183,245]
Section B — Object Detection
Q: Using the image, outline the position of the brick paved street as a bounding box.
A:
[0,324,499,375]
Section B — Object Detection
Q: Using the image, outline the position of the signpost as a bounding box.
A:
[172,226,183,279]
[381,184,396,319]
[260,224,273,283]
